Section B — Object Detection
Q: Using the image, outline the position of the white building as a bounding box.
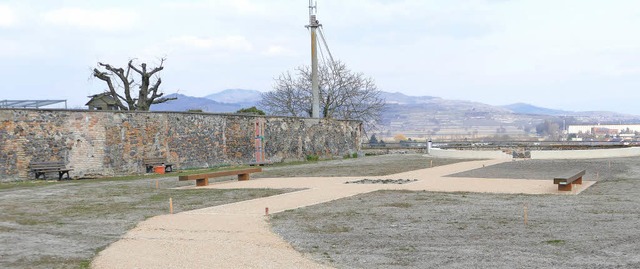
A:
[567,124,640,134]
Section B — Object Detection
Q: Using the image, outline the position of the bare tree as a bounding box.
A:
[260,61,385,128]
[92,58,176,111]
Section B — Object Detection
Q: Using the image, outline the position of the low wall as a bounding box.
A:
[0,109,362,181]
[427,148,513,159]
[530,147,640,159]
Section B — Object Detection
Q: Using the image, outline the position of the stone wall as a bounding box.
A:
[530,147,640,159]
[427,148,513,159]
[0,109,362,181]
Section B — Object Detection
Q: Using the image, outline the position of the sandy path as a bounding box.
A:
[91,159,595,268]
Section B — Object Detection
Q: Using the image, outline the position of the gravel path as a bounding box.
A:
[91,158,595,268]
[271,157,640,268]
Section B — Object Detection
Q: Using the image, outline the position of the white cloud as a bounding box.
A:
[42,8,137,31]
[162,0,292,19]
[169,35,254,51]
[0,5,17,27]
[263,45,295,56]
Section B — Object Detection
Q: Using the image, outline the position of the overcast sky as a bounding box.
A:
[1,0,639,113]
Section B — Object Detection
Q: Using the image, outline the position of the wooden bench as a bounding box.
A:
[179,167,262,187]
[553,170,586,191]
[30,161,73,180]
[144,157,174,173]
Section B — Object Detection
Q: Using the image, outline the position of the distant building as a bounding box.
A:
[86,93,120,110]
[591,127,618,136]
[567,124,640,135]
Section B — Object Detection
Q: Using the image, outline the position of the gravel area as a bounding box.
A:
[0,177,292,269]
[0,154,459,269]
[448,158,627,181]
[271,157,640,268]
[256,154,473,178]
[345,179,418,184]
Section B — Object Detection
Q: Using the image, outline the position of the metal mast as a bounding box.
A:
[306,0,320,119]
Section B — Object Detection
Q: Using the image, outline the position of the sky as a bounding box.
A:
[1,0,639,113]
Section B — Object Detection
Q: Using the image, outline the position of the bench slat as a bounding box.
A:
[553,170,586,185]
[143,157,174,173]
[179,168,263,181]
[30,161,72,180]
[553,170,586,191]
[144,158,170,164]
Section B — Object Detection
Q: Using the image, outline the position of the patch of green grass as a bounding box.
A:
[78,260,92,269]
[306,154,320,162]
[0,180,59,190]
[0,165,255,190]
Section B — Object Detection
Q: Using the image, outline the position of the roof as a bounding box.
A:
[86,92,118,106]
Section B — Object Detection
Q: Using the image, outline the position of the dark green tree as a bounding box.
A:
[236,106,266,115]
[369,134,379,144]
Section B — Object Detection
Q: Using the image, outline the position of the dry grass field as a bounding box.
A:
[271,157,640,268]
[3,154,637,268]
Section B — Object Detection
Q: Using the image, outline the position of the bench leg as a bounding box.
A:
[574,176,582,185]
[558,184,573,191]
[238,173,250,181]
[196,178,209,187]
[165,165,173,173]
[58,171,70,180]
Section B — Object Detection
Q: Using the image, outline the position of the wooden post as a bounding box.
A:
[170,197,173,214]
[524,204,528,226]
[430,160,433,168]
[155,180,159,190]
[265,207,269,216]
[596,171,599,180]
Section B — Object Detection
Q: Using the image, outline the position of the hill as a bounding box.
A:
[204,89,262,106]
[149,90,640,140]
[150,94,242,113]
[501,103,568,116]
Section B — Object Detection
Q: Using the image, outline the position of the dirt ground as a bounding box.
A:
[0,176,292,268]
[271,157,640,268]
[0,154,455,269]
[5,154,636,268]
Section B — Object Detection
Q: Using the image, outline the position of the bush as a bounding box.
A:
[236,106,265,115]
[351,152,358,158]
[306,154,319,162]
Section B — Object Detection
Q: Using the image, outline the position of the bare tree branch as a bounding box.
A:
[260,60,385,130]
[92,58,175,111]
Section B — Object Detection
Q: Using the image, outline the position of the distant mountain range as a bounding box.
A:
[151,89,263,113]
[501,103,568,116]
[150,89,640,138]
[204,89,262,106]
[379,91,439,105]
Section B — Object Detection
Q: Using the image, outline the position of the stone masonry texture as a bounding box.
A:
[0,109,362,181]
